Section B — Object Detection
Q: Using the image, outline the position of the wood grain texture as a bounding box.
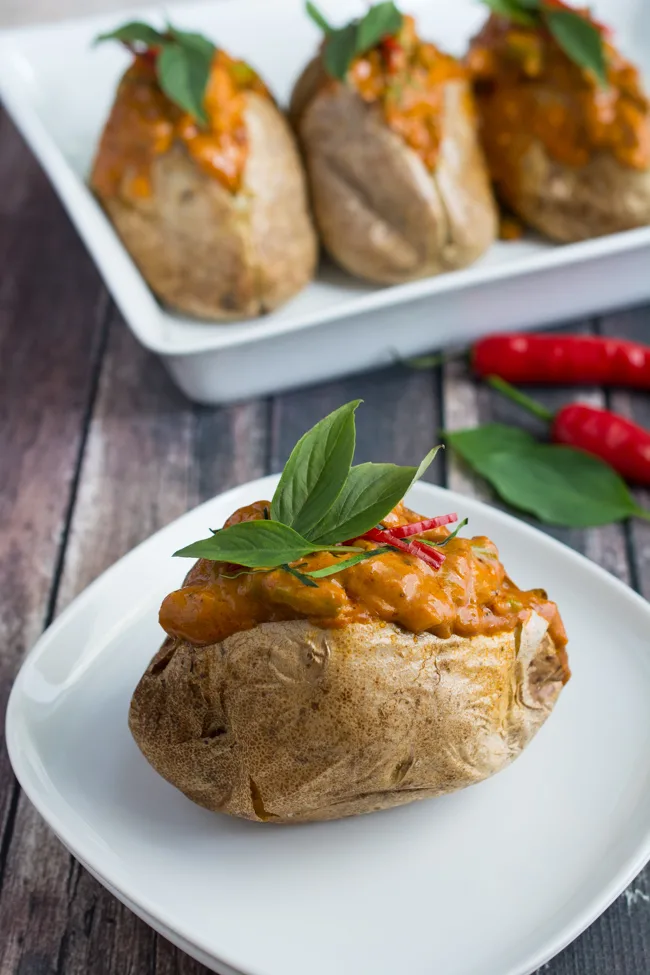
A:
[0,107,110,904]
[0,301,267,974]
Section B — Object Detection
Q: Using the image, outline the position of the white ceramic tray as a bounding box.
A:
[7,475,650,975]
[1,0,649,404]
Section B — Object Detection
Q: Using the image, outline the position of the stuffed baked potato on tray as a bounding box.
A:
[468,0,650,242]
[289,3,497,284]
[91,21,317,320]
[130,402,569,823]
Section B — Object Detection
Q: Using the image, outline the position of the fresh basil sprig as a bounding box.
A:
[480,0,608,87]
[308,450,439,544]
[307,1,404,81]
[446,424,650,527]
[175,401,444,577]
[271,400,360,535]
[174,520,364,566]
[95,21,166,47]
[95,20,217,124]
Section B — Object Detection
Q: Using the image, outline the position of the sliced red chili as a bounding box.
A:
[389,514,458,538]
[362,528,445,569]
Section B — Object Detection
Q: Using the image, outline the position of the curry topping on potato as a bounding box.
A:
[341,15,465,173]
[468,12,650,174]
[91,20,317,320]
[160,498,568,660]
[92,47,271,198]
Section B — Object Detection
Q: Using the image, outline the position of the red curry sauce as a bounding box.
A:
[91,49,269,199]
[467,12,650,182]
[160,500,568,652]
[342,15,465,172]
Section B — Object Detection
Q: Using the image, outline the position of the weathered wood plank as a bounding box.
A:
[270,362,445,481]
[0,107,110,892]
[442,315,648,974]
[0,304,267,974]
[598,305,650,599]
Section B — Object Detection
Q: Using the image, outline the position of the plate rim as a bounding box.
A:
[7,473,650,975]
[0,0,649,358]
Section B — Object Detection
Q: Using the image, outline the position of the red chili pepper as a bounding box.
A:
[487,376,650,485]
[389,514,458,538]
[474,334,650,389]
[363,528,445,569]
[552,405,650,484]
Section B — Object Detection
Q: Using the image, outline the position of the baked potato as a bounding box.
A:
[129,403,569,823]
[91,23,317,320]
[288,5,497,285]
[467,4,650,243]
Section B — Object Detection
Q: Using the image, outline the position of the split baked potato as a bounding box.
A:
[129,404,569,823]
[289,6,497,284]
[91,23,317,320]
[467,4,650,242]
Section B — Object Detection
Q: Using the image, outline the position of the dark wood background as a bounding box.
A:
[1,107,649,974]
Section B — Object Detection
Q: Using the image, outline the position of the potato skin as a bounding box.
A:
[289,61,497,284]
[92,91,318,320]
[129,615,566,823]
[494,140,650,243]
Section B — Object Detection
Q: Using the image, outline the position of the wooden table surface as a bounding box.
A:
[2,97,650,973]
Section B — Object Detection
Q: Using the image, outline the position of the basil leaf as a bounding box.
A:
[480,445,646,527]
[356,2,403,53]
[95,21,166,47]
[445,424,537,479]
[173,520,323,566]
[309,447,439,544]
[165,25,216,60]
[323,22,360,80]
[158,42,212,124]
[544,9,608,87]
[480,0,537,26]
[271,400,360,536]
[305,547,390,577]
[306,1,333,34]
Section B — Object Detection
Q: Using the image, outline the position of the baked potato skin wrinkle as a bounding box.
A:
[92,74,317,320]
[291,70,496,284]
[504,143,650,243]
[130,616,565,823]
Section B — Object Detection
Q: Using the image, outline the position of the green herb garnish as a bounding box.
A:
[95,19,217,124]
[307,1,404,81]
[175,401,442,578]
[445,424,650,527]
[480,0,608,87]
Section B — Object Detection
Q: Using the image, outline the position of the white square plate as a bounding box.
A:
[7,475,650,975]
[1,0,650,403]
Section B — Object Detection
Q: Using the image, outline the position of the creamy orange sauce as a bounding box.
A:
[467,11,650,192]
[339,15,464,172]
[160,499,568,655]
[91,49,269,198]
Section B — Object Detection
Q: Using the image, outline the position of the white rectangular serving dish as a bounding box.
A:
[1,0,649,404]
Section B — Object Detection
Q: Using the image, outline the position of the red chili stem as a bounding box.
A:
[389,514,458,538]
[486,375,554,422]
[474,334,650,389]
